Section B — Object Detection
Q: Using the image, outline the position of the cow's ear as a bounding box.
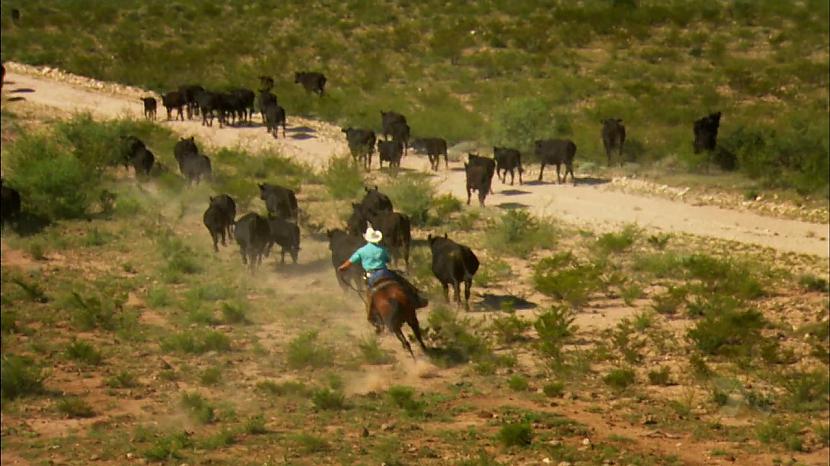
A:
[210,196,215,202]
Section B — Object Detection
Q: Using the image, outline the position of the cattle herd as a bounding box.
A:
[0,67,726,318]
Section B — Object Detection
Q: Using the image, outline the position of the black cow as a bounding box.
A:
[258,183,298,221]
[161,91,186,121]
[601,118,626,166]
[327,228,365,293]
[234,213,271,272]
[295,72,326,96]
[493,146,523,185]
[174,136,198,166]
[342,128,376,170]
[258,90,278,121]
[140,97,157,120]
[267,217,300,265]
[231,88,256,123]
[130,147,155,176]
[120,135,147,169]
[203,204,228,252]
[465,164,493,207]
[218,92,244,126]
[348,206,411,269]
[534,139,577,184]
[428,234,479,311]
[412,137,448,171]
[380,111,407,141]
[195,90,222,127]
[693,111,722,154]
[1,179,22,226]
[263,102,286,139]
[467,153,496,196]
[388,121,410,156]
[209,194,236,239]
[359,186,393,217]
[378,139,404,169]
[178,84,205,119]
[180,154,212,184]
[259,75,274,92]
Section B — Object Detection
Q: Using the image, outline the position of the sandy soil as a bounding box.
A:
[3,64,828,259]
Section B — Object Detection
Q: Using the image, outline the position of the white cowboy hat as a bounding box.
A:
[364,224,383,243]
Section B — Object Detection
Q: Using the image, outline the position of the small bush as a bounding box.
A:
[143,431,191,461]
[255,380,308,397]
[681,254,764,300]
[489,313,531,344]
[782,370,829,412]
[432,193,463,218]
[687,305,767,359]
[647,366,673,386]
[382,174,435,226]
[201,429,237,450]
[799,273,829,292]
[647,233,671,250]
[6,132,102,219]
[651,286,688,315]
[533,305,576,367]
[286,331,333,369]
[146,286,172,308]
[65,340,103,365]
[475,259,513,288]
[486,209,558,257]
[543,381,565,398]
[1,355,45,401]
[534,252,602,307]
[387,385,426,417]
[199,367,222,386]
[245,414,268,434]
[66,290,123,331]
[220,302,248,324]
[56,397,95,418]
[9,275,49,303]
[180,392,215,424]
[603,367,636,390]
[358,336,394,365]
[612,319,646,364]
[507,374,529,392]
[621,283,643,306]
[161,330,231,354]
[291,433,330,453]
[322,155,364,200]
[491,97,553,153]
[311,387,347,410]
[594,224,640,255]
[497,422,533,448]
[105,370,138,389]
[425,306,492,365]
[756,418,804,452]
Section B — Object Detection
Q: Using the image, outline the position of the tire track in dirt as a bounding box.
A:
[4,65,828,258]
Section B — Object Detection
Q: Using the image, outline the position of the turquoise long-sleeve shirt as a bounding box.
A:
[349,243,390,271]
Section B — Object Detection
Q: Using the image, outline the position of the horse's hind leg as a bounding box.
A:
[395,327,414,358]
[408,315,427,352]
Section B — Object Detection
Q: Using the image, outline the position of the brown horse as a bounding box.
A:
[369,279,427,358]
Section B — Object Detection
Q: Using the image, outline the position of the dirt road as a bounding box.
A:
[4,64,828,258]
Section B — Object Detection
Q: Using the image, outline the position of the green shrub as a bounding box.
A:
[387,385,426,417]
[621,283,643,306]
[612,319,645,364]
[9,275,48,303]
[475,259,512,288]
[489,312,531,344]
[286,331,333,369]
[594,224,640,255]
[161,330,231,354]
[681,254,765,299]
[106,370,138,389]
[490,97,553,154]
[66,290,124,331]
[533,305,576,367]
[255,380,308,397]
[201,429,237,449]
[143,431,191,461]
[756,418,804,452]
[651,286,688,315]
[245,414,268,435]
[603,367,636,390]
[220,302,248,324]
[56,397,95,418]
[534,253,601,307]
[497,422,533,448]
[291,433,330,453]
[358,336,394,365]
[687,305,767,359]
[432,193,463,218]
[507,374,529,392]
[1,355,45,401]
[543,381,565,398]
[199,367,222,386]
[311,387,347,410]
[647,366,672,386]
[647,233,671,250]
[799,273,829,292]
[146,286,172,308]
[781,370,829,412]
[486,209,558,257]
[425,306,492,365]
[6,132,102,219]
[180,392,215,424]
[382,174,435,226]
[65,340,103,365]
[322,155,364,200]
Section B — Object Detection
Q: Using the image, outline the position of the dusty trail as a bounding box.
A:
[3,65,829,259]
